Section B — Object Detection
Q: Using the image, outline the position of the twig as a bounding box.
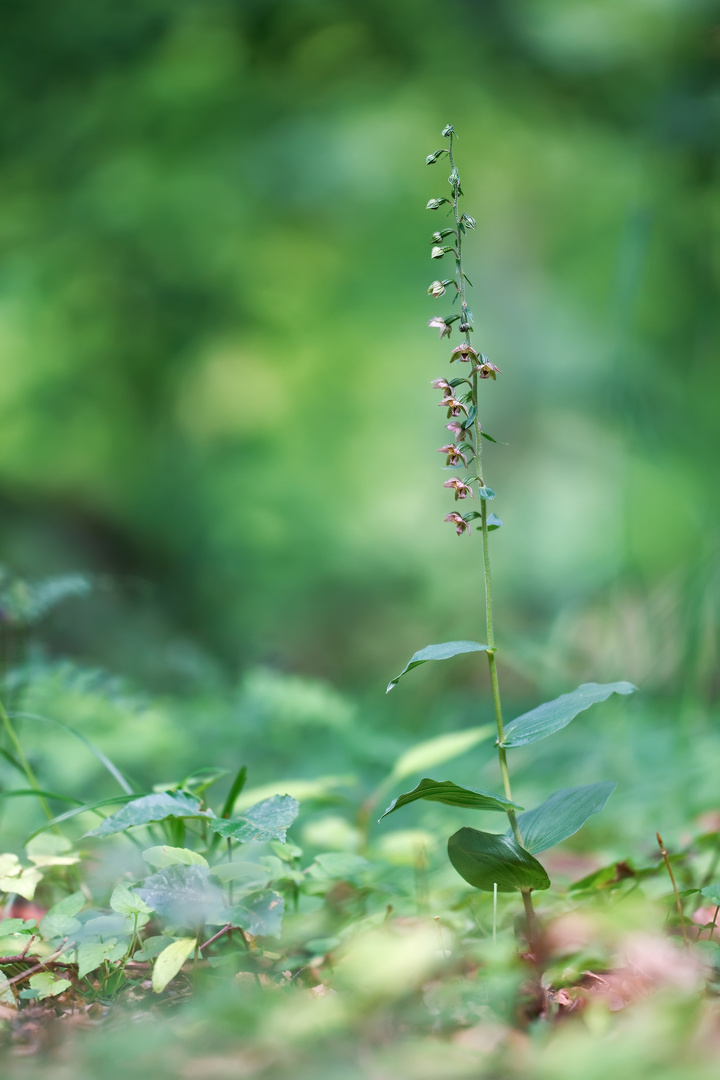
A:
[199,924,233,952]
[656,832,689,947]
[0,938,70,993]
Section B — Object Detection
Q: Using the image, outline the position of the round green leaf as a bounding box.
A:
[447,827,550,893]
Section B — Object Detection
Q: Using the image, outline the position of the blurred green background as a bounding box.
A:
[0,0,718,827]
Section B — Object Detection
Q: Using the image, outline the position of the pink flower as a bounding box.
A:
[450,343,478,363]
[437,443,468,467]
[444,512,470,536]
[443,477,473,500]
[446,419,473,441]
[438,395,469,418]
[431,378,453,394]
[428,316,452,339]
[474,359,501,380]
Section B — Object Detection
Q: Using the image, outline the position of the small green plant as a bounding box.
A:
[382,124,638,939]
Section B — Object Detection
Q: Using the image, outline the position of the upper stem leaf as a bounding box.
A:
[387,641,489,692]
[500,682,637,747]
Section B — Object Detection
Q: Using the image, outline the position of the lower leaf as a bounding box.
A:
[447,827,550,893]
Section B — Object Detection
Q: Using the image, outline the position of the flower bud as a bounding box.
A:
[441,125,454,138]
[428,280,446,298]
[461,213,476,230]
[430,246,447,260]
[426,198,449,210]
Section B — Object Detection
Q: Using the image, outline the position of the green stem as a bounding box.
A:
[448,139,536,936]
[0,697,54,822]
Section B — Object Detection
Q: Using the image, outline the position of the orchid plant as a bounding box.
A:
[382,124,637,940]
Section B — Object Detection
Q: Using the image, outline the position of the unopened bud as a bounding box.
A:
[426,198,449,210]
[428,280,446,298]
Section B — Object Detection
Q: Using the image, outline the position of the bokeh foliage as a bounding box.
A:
[0,0,718,701]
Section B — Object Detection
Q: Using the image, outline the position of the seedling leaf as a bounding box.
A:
[84,791,211,838]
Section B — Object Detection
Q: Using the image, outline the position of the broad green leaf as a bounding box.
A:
[208,795,299,844]
[510,782,616,854]
[84,791,211,838]
[380,779,522,820]
[226,890,284,938]
[77,940,124,979]
[447,827,550,893]
[477,486,495,500]
[135,864,225,928]
[0,853,21,878]
[0,919,36,935]
[500,682,637,748]
[110,883,154,918]
[142,846,209,869]
[51,890,87,917]
[152,937,196,993]
[386,641,488,693]
[390,726,494,782]
[701,882,720,906]
[211,863,271,889]
[28,972,72,999]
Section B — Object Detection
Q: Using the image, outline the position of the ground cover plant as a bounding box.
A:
[0,124,720,1080]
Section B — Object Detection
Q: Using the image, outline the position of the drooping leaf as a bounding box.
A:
[447,827,550,892]
[226,890,284,938]
[387,641,488,693]
[142,846,209,869]
[380,779,522,821]
[390,726,494,782]
[152,937,196,993]
[500,682,638,748]
[208,795,299,844]
[84,791,211,838]
[135,865,226,928]
[11,711,134,794]
[510,782,616,854]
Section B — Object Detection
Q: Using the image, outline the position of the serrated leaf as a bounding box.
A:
[84,791,210,838]
[226,890,284,938]
[110,882,154,918]
[386,641,488,692]
[501,682,637,748]
[381,779,522,821]
[390,725,494,782]
[152,937,196,993]
[142,846,209,869]
[208,795,299,844]
[511,782,616,853]
[135,865,226,928]
[448,827,550,893]
[28,972,72,999]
